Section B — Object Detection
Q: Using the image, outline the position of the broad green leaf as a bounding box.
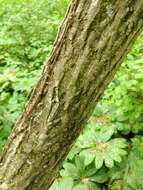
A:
[79,150,95,166]
[95,152,104,169]
[84,164,97,177]
[87,181,101,190]
[61,163,79,178]
[49,177,73,190]
[90,167,108,183]
[73,184,89,190]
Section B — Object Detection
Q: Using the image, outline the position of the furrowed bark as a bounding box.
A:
[0,0,143,189]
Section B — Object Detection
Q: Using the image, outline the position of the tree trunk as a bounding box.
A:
[0,0,143,189]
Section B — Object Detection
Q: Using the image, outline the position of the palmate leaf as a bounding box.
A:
[59,156,105,189]
[79,138,127,169]
[77,124,115,149]
[60,156,96,179]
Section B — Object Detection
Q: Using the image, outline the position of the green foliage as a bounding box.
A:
[77,126,127,169]
[50,33,143,190]
[103,34,143,134]
[0,0,143,189]
[0,0,68,148]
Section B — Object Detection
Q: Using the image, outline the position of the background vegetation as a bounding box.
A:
[0,0,143,189]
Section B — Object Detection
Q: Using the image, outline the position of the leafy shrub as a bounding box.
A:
[50,34,143,190]
[0,0,68,148]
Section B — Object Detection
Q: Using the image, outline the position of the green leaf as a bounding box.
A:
[75,155,85,172]
[90,167,108,183]
[73,184,89,190]
[61,163,79,179]
[104,155,114,168]
[49,177,73,190]
[84,164,97,177]
[95,152,104,169]
[87,181,101,190]
[79,150,95,166]
[59,177,73,190]
[49,180,59,190]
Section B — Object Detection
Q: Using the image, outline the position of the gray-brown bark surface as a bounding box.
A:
[0,0,143,189]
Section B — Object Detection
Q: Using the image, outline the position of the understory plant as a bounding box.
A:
[50,33,143,190]
[0,0,68,147]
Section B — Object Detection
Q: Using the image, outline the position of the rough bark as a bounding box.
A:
[0,0,143,189]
